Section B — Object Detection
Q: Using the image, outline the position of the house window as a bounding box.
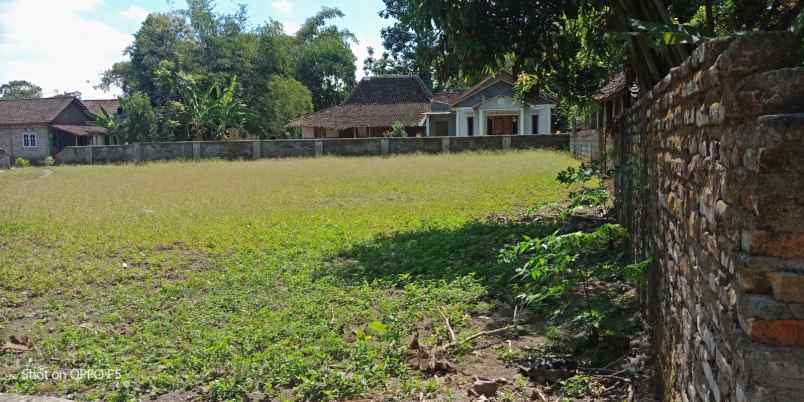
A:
[532,114,540,134]
[512,116,519,135]
[314,127,327,138]
[467,117,474,136]
[23,132,38,148]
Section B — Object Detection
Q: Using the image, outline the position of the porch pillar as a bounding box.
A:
[425,116,431,137]
[455,111,461,137]
[478,110,486,136]
[519,107,526,135]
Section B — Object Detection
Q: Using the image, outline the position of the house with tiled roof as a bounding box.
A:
[0,96,108,163]
[82,99,122,117]
[290,73,556,138]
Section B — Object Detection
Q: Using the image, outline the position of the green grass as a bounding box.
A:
[0,150,576,401]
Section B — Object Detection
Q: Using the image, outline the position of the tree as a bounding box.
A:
[119,93,159,143]
[98,3,358,139]
[256,75,313,138]
[0,80,43,99]
[294,7,358,110]
[373,0,442,90]
[91,106,123,145]
[296,36,356,110]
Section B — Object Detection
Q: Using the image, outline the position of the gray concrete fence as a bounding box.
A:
[569,129,601,162]
[54,135,569,165]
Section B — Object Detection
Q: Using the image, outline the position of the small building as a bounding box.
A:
[0,97,108,163]
[290,73,555,138]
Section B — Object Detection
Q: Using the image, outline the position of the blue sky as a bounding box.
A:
[0,0,388,99]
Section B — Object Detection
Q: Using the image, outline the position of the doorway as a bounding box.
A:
[487,116,518,135]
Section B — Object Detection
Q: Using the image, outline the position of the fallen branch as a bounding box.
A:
[438,307,457,344]
[533,385,550,402]
[444,304,521,349]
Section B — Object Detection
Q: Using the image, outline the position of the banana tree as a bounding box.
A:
[92,106,123,145]
[209,77,253,140]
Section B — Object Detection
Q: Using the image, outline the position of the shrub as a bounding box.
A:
[44,156,55,166]
[15,157,30,168]
[500,224,645,344]
[556,162,609,212]
[387,121,406,138]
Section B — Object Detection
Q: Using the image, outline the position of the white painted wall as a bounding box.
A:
[455,108,473,136]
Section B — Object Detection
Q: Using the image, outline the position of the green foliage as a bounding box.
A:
[556,162,610,212]
[296,37,356,110]
[500,223,635,344]
[118,92,159,143]
[560,374,593,398]
[92,106,123,145]
[100,4,357,139]
[14,157,30,168]
[501,224,628,305]
[256,75,313,138]
[43,157,55,167]
[386,121,406,138]
[629,18,705,46]
[0,80,42,99]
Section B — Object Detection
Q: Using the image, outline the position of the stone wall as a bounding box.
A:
[613,32,804,401]
[54,135,569,165]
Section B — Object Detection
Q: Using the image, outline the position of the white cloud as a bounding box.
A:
[271,0,293,14]
[120,5,150,23]
[0,0,133,98]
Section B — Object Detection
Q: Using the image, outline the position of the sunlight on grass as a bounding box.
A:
[0,150,576,401]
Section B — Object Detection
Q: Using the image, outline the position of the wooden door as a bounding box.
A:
[489,116,514,135]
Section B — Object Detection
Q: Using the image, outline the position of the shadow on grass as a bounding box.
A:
[327,218,559,294]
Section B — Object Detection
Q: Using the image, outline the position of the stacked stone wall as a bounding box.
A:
[614,32,804,401]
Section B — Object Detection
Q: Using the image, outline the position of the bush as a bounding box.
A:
[556,162,609,212]
[44,156,55,166]
[499,224,645,345]
[15,157,30,168]
[384,121,406,138]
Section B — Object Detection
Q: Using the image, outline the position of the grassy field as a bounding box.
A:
[0,150,576,401]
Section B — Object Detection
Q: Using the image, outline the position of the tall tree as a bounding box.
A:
[256,75,313,138]
[0,80,43,99]
[98,2,358,139]
[373,0,441,89]
[294,7,357,110]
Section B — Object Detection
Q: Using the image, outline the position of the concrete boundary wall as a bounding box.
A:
[54,135,569,165]
[569,129,601,162]
[613,32,804,401]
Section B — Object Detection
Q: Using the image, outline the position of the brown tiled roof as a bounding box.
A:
[82,99,121,116]
[289,75,433,129]
[0,97,77,125]
[431,91,463,104]
[289,103,430,129]
[52,125,107,136]
[344,75,432,105]
[594,72,627,101]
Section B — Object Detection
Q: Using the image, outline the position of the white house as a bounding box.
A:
[289,73,556,138]
[423,72,555,137]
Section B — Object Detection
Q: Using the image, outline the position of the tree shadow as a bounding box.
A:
[327,217,559,294]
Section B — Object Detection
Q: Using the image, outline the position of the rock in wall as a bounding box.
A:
[614,32,804,402]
